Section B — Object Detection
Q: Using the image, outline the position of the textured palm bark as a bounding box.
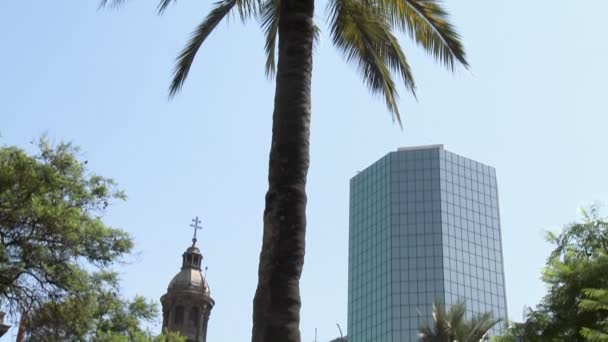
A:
[16,311,27,342]
[251,0,314,340]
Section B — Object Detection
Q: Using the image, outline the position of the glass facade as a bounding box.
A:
[348,145,508,342]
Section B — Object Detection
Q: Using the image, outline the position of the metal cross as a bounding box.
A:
[190,216,203,245]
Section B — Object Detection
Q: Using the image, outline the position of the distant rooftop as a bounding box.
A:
[397,144,444,152]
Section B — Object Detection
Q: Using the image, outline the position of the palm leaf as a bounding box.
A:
[382,28,416,94]
[97,0,127,9]
[261,0,280,77]
[461,311,501,341]
[156,0,258,16]
[169,0,237,97]
[443,300,466,340]
[417,323,434,341]
[261,0,321,78]
[433,302,452,340]
[328,0,416,125]
[379,0,468,69]
[235,0,261,21]
[157,0,177,14]
[446,300,466,329]
[418,302,453,341]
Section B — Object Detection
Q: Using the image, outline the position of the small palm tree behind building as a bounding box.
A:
[418,301,501,342]
[329,337,347,342]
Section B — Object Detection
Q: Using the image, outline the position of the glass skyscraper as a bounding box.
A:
[348,145,508,342]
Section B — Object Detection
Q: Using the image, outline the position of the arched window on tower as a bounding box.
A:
[162,308,169,328]
[173,306,184,326]
[188,307,199,327]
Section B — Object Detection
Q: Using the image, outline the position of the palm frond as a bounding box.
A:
[432,302,450,337]
[313,24,322,45]
[261,0,321,78]
[462,311,501,341]
[261,0,280,77]
[419,301,499,342]
[446,300,466,329]
[169,0,237,97]
[379,0,467,69]
[419,302,454,341]
[157,0,177,14]
[98,0,127,9]
[417,324,434,341]
[235,0,262,20]
[383,27,416,94]
[328,0,416,125]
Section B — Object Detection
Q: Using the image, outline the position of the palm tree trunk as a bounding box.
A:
[251,0,314,340]
[16,311,27,342]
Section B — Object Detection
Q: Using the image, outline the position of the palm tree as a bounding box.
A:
[418,301,501,342]
[100,0,467,341]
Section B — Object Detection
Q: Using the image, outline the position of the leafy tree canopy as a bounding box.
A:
[23,270,186,341]
[496,204,608,341]
[0,139,183,341]
[24,271,178,342]
[491,322,525,342]
[0,138,132,316]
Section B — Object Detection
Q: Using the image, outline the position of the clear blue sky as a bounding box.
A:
[1,1,607,340]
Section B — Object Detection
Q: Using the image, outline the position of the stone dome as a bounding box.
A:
[168,268,211,296]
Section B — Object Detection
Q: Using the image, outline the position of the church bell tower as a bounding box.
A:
[161,217,214,342]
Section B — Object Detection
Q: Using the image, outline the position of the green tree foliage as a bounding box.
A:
[0,139,132,315]
[579,288,608,341]
[153,330,187,342]
[497,205,608,341]
[25,271,160,341]
[0,140,183,341]
[491,322,525,342]
[24,271,186,341]
[418,301,501,342]
[100,1,467,340]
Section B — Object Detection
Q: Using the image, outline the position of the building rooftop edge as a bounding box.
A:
[351,144,497,180]
[397,144,444,152]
